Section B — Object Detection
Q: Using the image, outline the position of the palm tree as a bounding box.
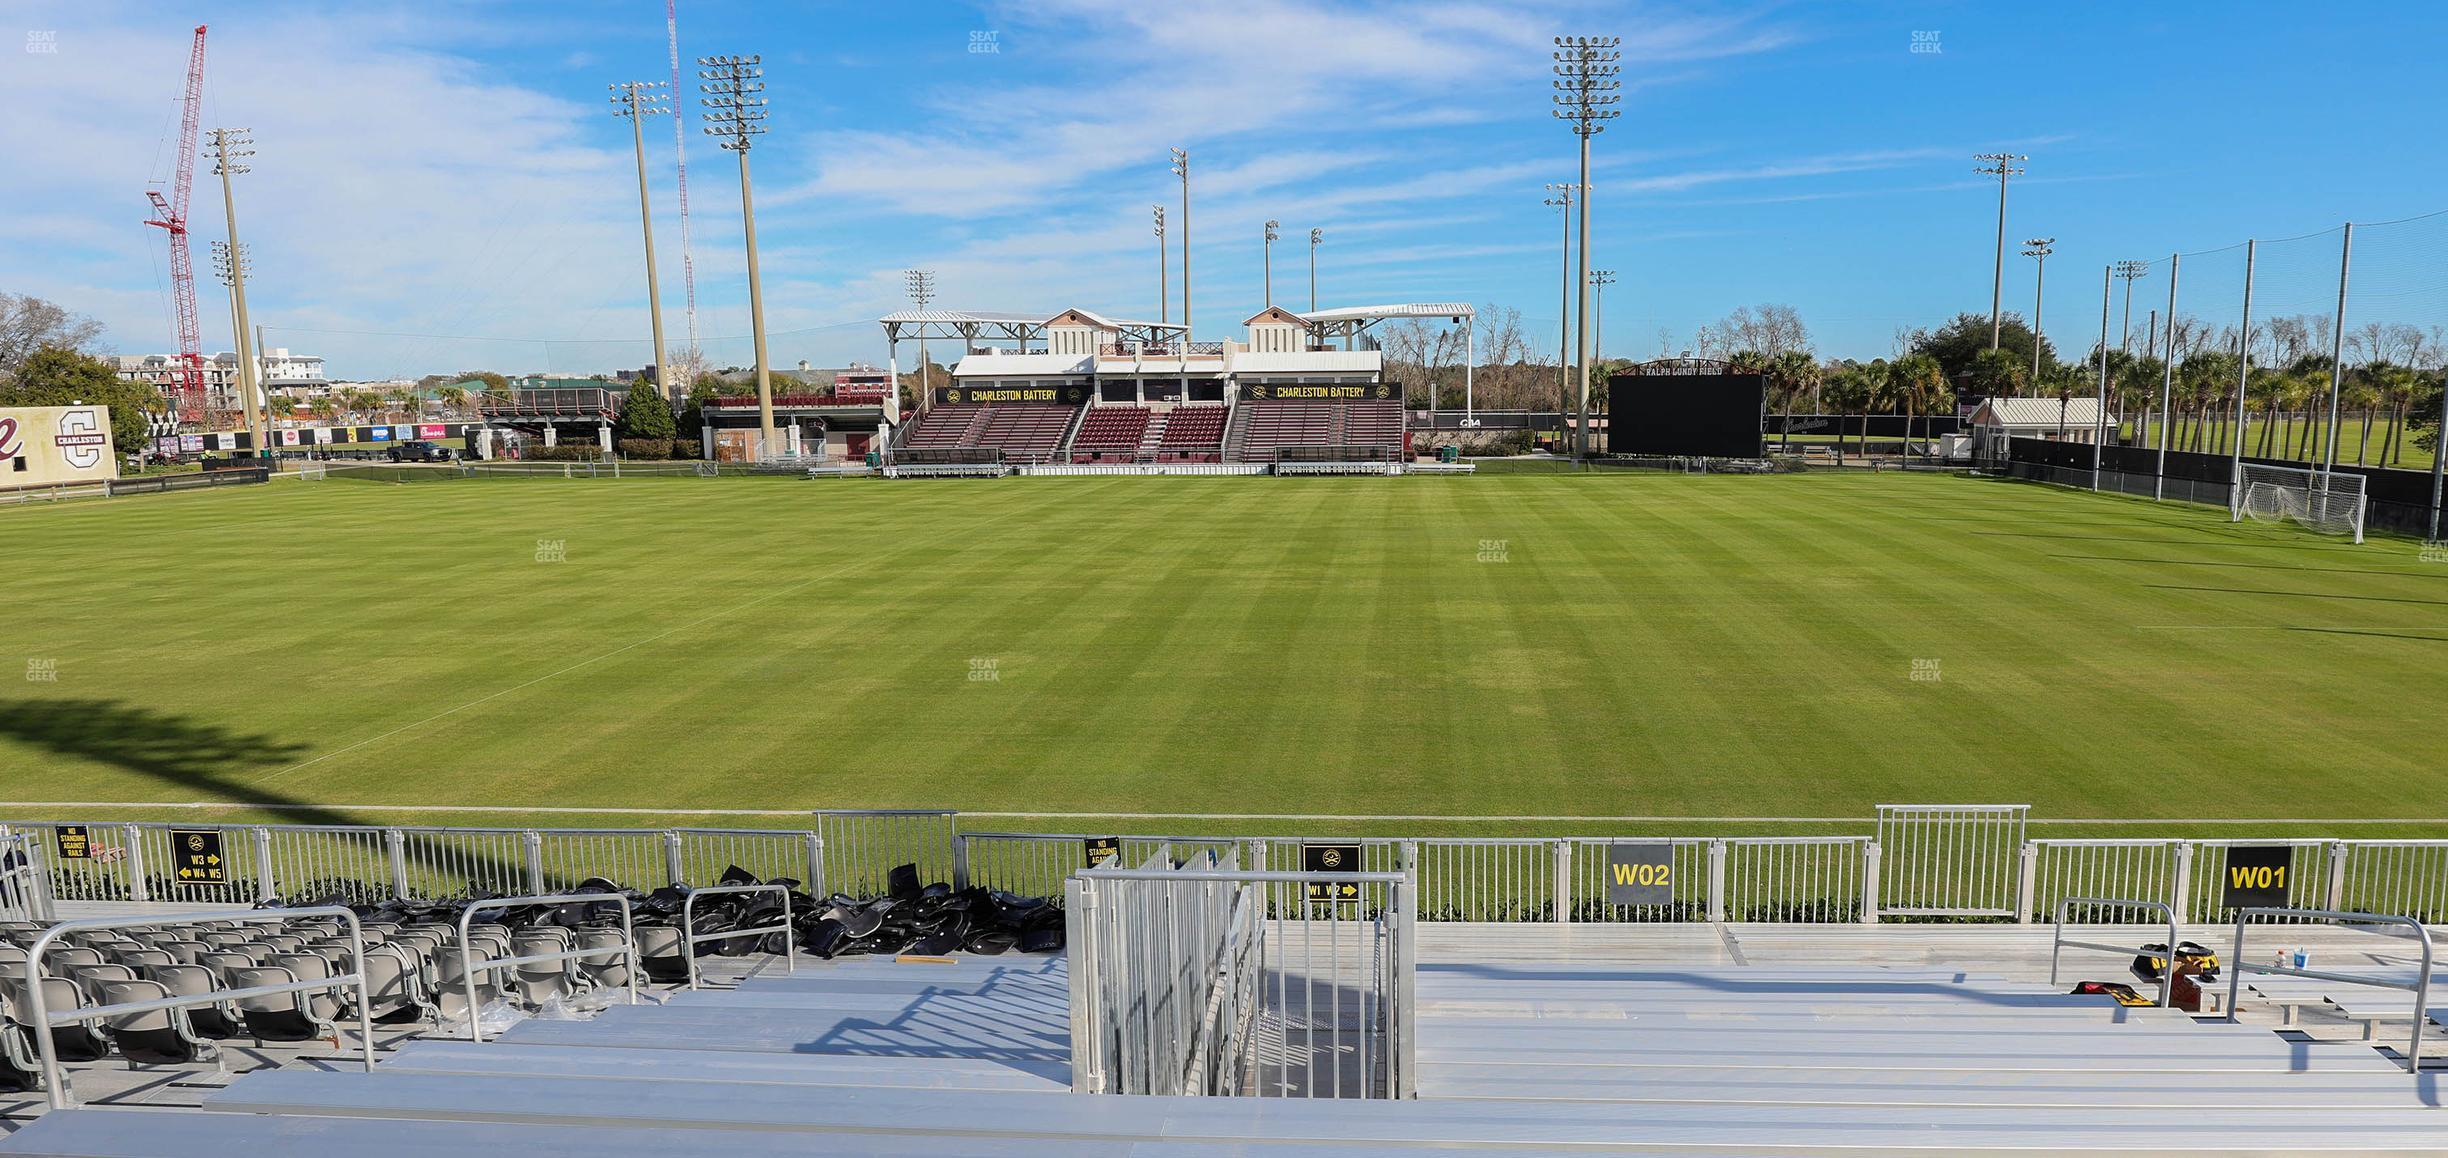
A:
[436,385,471,417]
[1889,354,1945,458]
[1766,350,1820,449]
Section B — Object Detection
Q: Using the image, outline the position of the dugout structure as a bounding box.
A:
[1606,360,1765,459]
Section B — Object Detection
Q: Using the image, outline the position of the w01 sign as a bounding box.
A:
[2221,845,2295,909]
[1605,843,1675,906]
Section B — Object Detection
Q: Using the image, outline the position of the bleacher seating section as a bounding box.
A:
[1227,398,1404,463]
[1067,406,1151,462]
[902,403,1080,465]
[1154,404,1227,462]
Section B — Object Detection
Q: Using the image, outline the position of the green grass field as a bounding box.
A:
[9,470,2447,835]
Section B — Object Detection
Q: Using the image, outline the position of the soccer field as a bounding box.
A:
[8,470,2446,834]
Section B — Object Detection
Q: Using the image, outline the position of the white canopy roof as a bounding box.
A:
[1297,303,1475,323]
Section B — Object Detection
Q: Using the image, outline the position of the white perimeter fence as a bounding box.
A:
[4,808,2445,925]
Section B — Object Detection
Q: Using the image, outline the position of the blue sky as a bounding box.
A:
[5,1,2444,380]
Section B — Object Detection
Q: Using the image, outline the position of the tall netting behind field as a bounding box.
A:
[2340,211,2448,538]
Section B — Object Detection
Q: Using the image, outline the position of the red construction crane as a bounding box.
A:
[143,25,208,428]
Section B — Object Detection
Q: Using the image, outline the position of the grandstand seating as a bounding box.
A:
[1226,398,1403,463]
[1066,405,1151,461]
[904,403,1081,465]
[1154,404,1227,462]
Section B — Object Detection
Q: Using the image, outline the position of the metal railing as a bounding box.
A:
[452,892,640,1041]
[678,884,796,990]
[1068,854,1415,1099]
[1876,804,2028,917]
[816,810,959,897]
[2226,907,2434,1076]
[2048,897,2180,1008]
[0,833,52,921]
[22,908,378,1109]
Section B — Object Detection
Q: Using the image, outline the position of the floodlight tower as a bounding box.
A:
[2021,238,2054,388]
[699,54,775,454]
[2112,259,2150,355]
[1263,220,1279,307]
[1308,228,1322,313]
[1554,36,1620,458]
[1589,270,1616,365]
[1170,148,1191,343]
[1975,153,2028,350]
[906,269,936,397]
[207,127,266,452]
[1153,205,1168,325]
[611,81,674,401]
[209,239,249,430]
[1543,183,1577,424]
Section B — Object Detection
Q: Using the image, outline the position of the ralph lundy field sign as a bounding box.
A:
[1606,843,1675,906]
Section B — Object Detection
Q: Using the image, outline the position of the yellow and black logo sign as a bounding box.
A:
[2221,845,2292,910]
[170,828,228,887]
[1303,842,1363,903]
[1084,836,1121,865]
[1605,843,1674,907]
[54,825,90,860]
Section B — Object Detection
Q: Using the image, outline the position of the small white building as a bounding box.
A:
[1967,396,2117,443]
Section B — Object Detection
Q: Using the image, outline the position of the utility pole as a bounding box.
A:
[2321,223,2353,474]
[1153,206,1167,326]
[2021,238,2053,391]
[206,128,266,455]
[1544,183,1576,436]
[906,269,936,399]
[698,54,775,456]
[2092,264,2111,484]
[1308,228,1322,314]
[1589,270,1616,366]
[612,81,674,402]
[1554,37,1621,459]
[210,240,248,432]
[1262,220,1278,308]
[1170,148,1191,344]
[2154,254,2179,500]
[1975,153,2027,350]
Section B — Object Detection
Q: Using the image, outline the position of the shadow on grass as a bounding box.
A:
[2143,584,2448,608]
[0,697,537,894]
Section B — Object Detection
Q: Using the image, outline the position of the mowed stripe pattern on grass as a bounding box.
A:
[4,471,2444,824]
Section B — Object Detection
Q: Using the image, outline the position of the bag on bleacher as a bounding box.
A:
[2071,980,2155,1007]
[2131,941,2220,983]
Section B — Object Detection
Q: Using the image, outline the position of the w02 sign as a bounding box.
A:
[2221,845,2295,910]
[1605,843,1674,907]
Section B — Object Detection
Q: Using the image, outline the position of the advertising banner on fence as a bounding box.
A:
[0,405,119,488]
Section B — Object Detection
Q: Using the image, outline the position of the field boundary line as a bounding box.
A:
[2,801,2445,826]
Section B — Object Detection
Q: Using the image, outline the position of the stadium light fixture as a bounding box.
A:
[1263,220,1279,308]
[1169,148,1191,343]
[1543,183,1578,425]
[2021,238,2054,388]
[906,269,936,397]
[207,127,267,453]
[1974,153,2028,351]
[612,82,674,402]
[1554,36,1620,458]
[1153,205,1168,326]
[699,54,776,455]
[1588,269,1616,366]
[2112,259,2150,356]
[1308,227,1322,313]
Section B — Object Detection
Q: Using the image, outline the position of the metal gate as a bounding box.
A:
[1875,804,2028,917]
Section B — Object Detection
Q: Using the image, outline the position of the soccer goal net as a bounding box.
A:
[2233,463,2366,543]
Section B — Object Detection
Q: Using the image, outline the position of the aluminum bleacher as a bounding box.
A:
[1227,398,1406,467]
[899,402,1082,467]
[11,922,2448,1154]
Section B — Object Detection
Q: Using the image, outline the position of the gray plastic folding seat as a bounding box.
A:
[228,967,327,1043]
[3,977,110,1064]
[574,930,633,991]
[61,963,136,1004]
[254,934,306,955]
[635,925,689,984]
[430,946,501,1024]
[141,965,242,1039]
[43,947,104,973]
[154,940,211,965]
[97,979,215,1065]
[269,954,346,1023]
[509,930,575,1006]
[354,945,427,1023]
[114,949,176,970]
[198,951,260,987]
